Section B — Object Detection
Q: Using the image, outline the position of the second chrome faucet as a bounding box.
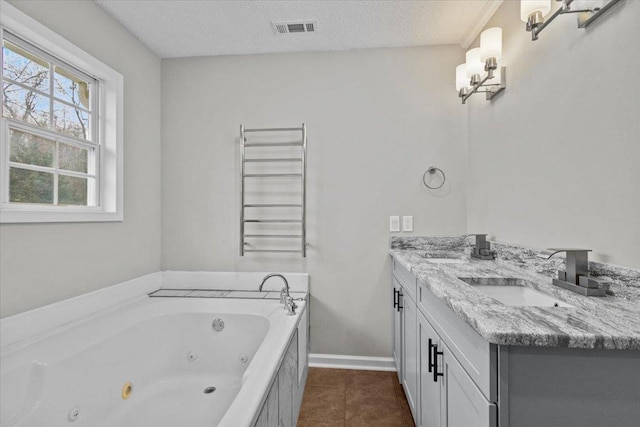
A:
[465,234,497,260]
[259,273,297,316]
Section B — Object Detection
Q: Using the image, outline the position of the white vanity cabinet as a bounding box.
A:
[418,295,497,427]
[418,311,441,427]
[392,259,497,427]
[393,260,420,421]
[392,277,403,383]
[392,257,640,427]
[402,288,419,418]
[438,339,497,427]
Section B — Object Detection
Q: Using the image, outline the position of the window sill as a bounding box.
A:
[0,208,123,223]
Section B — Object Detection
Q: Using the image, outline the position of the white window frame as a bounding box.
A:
[0,1,123,223]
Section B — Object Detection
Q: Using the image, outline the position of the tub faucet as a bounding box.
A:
[539,248,608,296]
[259,273,297,316]
[465,234,497,260]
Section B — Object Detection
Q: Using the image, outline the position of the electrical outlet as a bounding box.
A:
[402,216,413,232]
[389,216,400,232]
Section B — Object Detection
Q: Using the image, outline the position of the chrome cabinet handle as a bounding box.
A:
[393,289,399,309]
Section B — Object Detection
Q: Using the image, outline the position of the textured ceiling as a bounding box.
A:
[95,0,503,59]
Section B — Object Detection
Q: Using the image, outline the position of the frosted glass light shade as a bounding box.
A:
[455,64,469,91]
[465,48,484,77]
[520,0,551,22]
[480,27,502,62]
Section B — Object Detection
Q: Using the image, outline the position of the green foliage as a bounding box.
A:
[9,168,53,204]
[9,129,55,167]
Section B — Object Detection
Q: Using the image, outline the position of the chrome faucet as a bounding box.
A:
[465,234,497,260]
[539,248,608,296]
[259,273,297,315]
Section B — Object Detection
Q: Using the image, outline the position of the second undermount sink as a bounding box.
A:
[424,258,467,264]
[422,252,467,264]
[458,277,573,308]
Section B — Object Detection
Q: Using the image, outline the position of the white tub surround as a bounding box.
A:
[1,271,309,351]
[1,271,309,427]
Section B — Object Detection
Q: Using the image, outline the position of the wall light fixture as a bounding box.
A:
[522,0,623,41]
[456,27,506,104]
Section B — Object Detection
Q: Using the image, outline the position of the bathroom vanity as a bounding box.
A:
[390,243,640,427]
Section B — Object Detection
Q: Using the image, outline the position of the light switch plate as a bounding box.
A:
[389,216,400,232]
[402,216,413,232]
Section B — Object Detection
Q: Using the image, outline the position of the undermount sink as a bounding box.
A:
[458,277,573,308]
[421,252,467,264]
[424,258,467,264]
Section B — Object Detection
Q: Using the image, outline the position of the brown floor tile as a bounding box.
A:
[346,380,400,406]
[299,385,346,422]
[299,369,414,427]
[399,400,415,426]
[345,369,395,388]
[345,403,404,427]
[307,368,347,389]
[395,384,416,427]
[297,420,345,427]
[392,374,403,391]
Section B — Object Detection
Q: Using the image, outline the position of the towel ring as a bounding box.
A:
[422,166,446,190]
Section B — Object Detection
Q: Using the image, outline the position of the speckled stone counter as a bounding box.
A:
[390,237,640,350]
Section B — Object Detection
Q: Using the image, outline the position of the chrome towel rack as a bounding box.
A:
[240,124,307,257]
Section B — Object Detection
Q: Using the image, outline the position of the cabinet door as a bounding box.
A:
[438,341,496,427]
[402,291,418,421]
[418,312,440,427]
[392,278,403,383]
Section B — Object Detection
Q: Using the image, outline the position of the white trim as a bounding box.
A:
[309,353,396,372]
[459,0,504,49]
[0,0,124,223]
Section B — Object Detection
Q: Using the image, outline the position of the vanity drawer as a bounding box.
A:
[393,259,417,303]
[417,280,497,402]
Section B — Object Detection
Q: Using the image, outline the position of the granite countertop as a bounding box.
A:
[390,239,640,350]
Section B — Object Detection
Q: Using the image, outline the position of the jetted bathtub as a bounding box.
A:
[0,295,308,427]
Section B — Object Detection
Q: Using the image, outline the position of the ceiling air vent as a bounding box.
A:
[272,21,317,35]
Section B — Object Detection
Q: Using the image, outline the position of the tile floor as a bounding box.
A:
[298,368,415,427]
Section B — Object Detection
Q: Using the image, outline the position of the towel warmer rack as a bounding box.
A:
[240,124,307,257]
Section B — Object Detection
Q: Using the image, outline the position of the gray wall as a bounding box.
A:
[161,47,468,356]
[467,0,640,268]
[0,1,162,317]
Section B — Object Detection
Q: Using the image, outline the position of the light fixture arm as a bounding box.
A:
[457,27,505,104]
[529,0,572,40]
[527,0,623,41]
[459,60,506,104]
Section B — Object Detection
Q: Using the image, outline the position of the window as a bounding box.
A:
[0,2,123,223]
[3,34,98,207]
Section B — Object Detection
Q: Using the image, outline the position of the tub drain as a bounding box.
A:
[203,386,216,394]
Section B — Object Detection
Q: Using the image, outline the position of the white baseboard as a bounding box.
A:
[309,353,396,372]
